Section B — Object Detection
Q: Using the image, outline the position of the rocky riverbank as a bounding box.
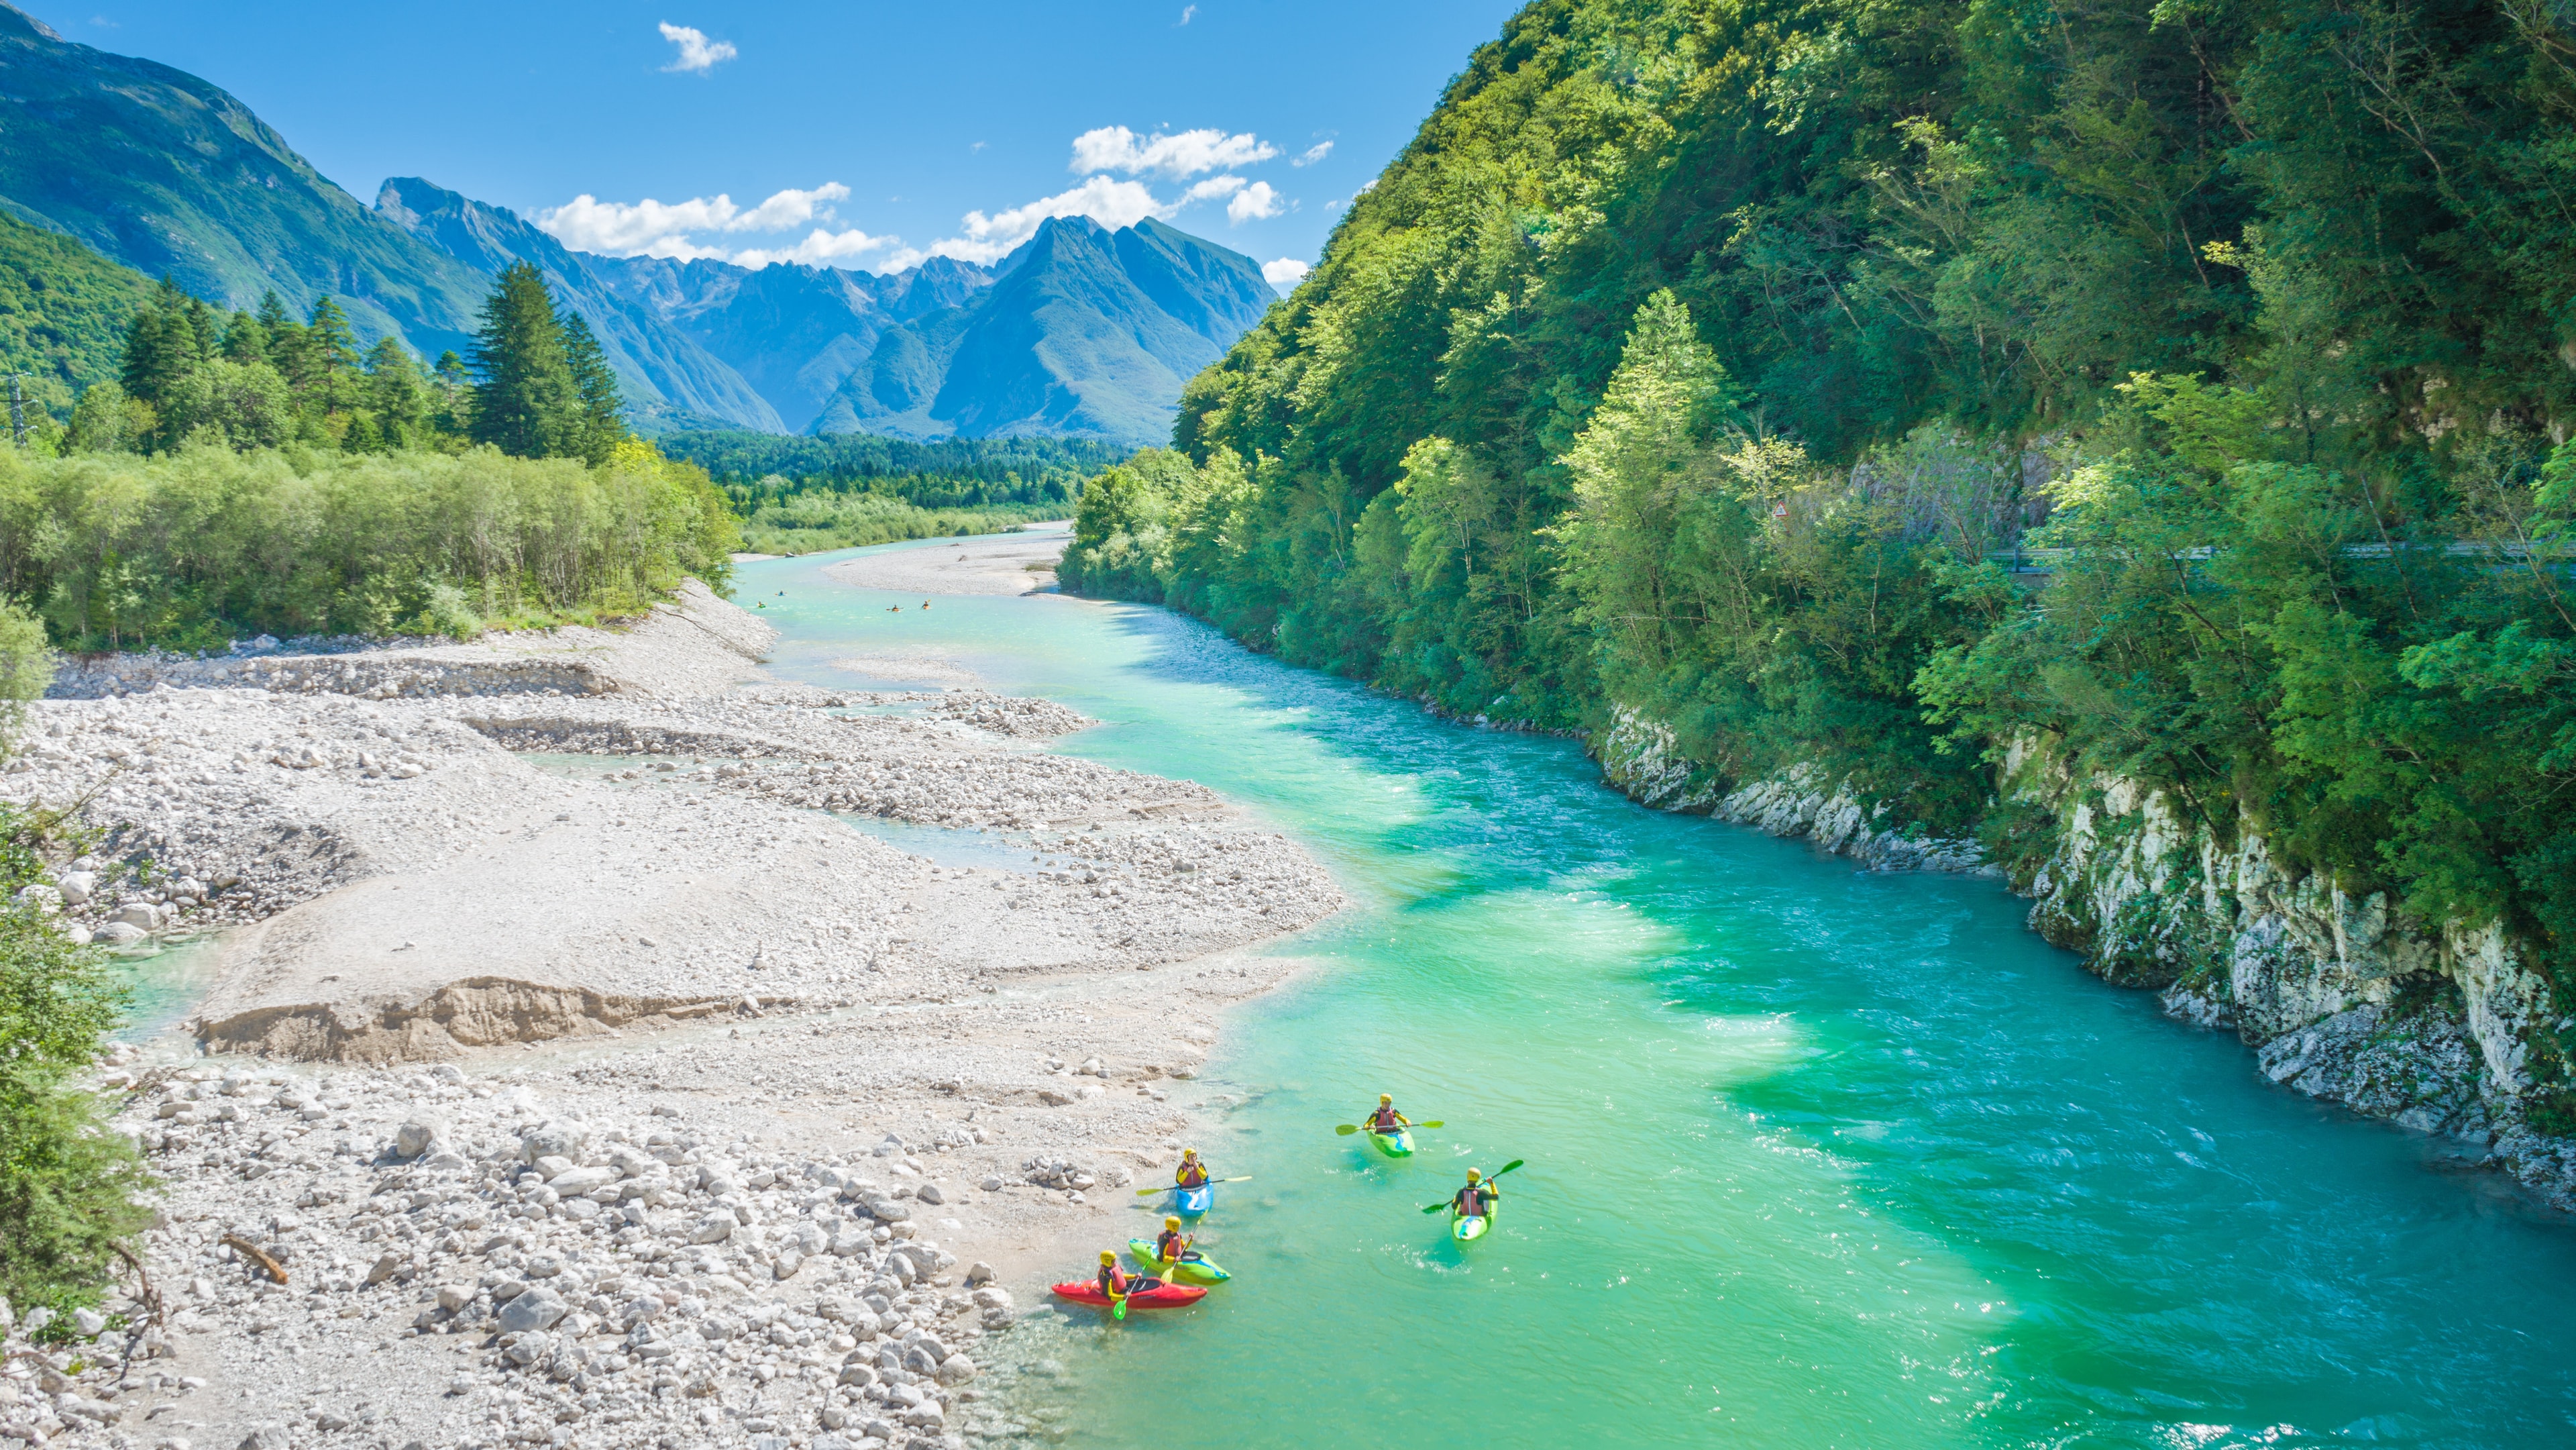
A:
[1,545,1343,1450]
[1593,707,2576,1212]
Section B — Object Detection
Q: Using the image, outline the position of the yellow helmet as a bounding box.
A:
[1466,1168,1483,1182]
[1099,1249,1117,1265]
[1164,1216,1181,1229]
[1181,1148,1199,1159]
[1379,1094,1393,1104]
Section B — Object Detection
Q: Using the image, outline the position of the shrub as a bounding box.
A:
[0,625,149,1318]
[0,437,738,650]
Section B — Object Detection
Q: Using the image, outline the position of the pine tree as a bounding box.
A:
[468,262,576,459]
[559,311,625,466]
[180,297,220,365]
[364,337,426,444]
[302,297,362,413]
[1555,290,1745,678]
[117,280,195,411]
[221,311,270,365]
[256,291,308,389]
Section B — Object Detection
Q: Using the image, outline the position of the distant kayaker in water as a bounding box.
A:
[1176,1149,1210,1188]
[1366,1095,1411,1134]
[1452,1168,1498,1219]
[1155,1215,1196,1263]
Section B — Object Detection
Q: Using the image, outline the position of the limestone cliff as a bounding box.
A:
[1592,708,2576,1209]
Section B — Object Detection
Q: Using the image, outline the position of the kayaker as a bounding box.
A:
[1452,1168,1499,1219]
[1175,1149,1210,1189]
[1366,1095,1411,1133]
[1155,1215,1196,1263]
[1096,1249,1144,1300]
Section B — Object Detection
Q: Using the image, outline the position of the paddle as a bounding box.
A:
[1421,1158,1524,1214]
[1132,1175,1252,1196]
[1334,1121,1442,1135]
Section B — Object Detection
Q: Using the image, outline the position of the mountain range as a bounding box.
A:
[0,2,1275,445]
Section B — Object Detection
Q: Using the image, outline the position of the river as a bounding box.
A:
[745,538,2575,1449]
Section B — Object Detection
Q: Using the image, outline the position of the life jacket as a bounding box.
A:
[1371,1107,1403,1131]
[1177,1162,1208,1188]
[1454,1182,1491,1216]
[1097,1265,1131,1298]
[1157,1230,1189,1260]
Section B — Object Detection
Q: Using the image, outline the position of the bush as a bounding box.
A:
[0,436,739,650]
[0,624,149,1318]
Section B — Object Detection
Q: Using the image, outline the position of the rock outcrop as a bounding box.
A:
[1591,709,2576,1208]
[1596,709,1987,873]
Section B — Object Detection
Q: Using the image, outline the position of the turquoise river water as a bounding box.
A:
[748,539,2567,1448]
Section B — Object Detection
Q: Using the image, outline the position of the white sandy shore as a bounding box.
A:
[0,543,1339,1450]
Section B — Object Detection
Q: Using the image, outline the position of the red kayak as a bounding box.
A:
[1051,1278,1206,1310]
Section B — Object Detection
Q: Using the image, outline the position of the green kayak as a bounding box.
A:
[1368,1127,1415,1157]
[1129,1237,1231,1285]
[1451,1210,1491,1243]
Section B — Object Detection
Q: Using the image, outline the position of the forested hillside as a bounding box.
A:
[0,212,154,431]
[1071,0,2576,1086]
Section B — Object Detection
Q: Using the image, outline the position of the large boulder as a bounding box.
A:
[496,1287,568,1335]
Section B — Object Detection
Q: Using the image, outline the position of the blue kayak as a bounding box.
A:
[1173,1181,1214,1215]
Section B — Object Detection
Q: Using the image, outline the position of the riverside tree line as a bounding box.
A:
[5,262,739,651]
[1061,0,2576,1121]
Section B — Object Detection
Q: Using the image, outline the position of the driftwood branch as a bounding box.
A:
[218,1234,286,1284]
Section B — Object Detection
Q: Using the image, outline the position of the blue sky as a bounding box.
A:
[28,1,1521,284]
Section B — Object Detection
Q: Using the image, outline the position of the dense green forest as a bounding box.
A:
[1069,0,2576,1104]
[662,431,1107,555]
[663,431,1114,505]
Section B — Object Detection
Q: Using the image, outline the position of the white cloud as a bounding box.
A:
[533,193,742,257]
[916,176,1173,265]
[1263,258,1309,288]
[535,182,861,261]
[539,127,1287,275]
[658,21,737,74]
[1291,142,1333,167]
[1226,181,1284,224]
[1178,4,1196,22]
[724,183,849,232]
[1070,125,1278,179]
[731,227,899,268]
